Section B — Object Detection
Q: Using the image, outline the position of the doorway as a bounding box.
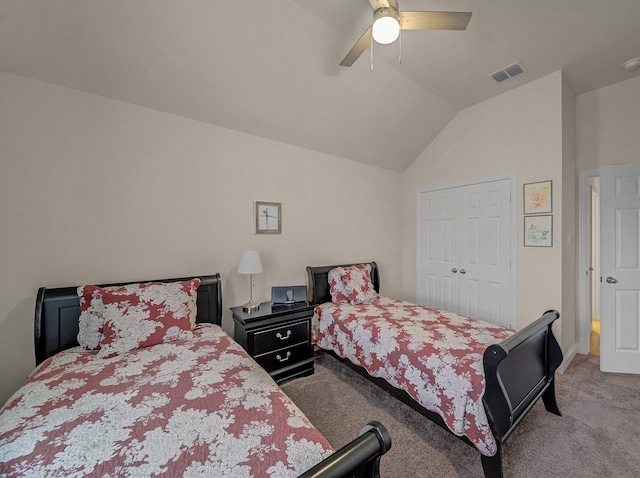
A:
[589,177,600,356]
[579,163,640,373]
[579,169,600,356]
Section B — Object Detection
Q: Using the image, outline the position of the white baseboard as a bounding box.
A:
[557,343,577,373]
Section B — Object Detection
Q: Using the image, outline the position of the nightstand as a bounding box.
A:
[231,301,316,383]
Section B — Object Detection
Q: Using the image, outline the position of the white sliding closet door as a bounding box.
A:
[418,177,514,327]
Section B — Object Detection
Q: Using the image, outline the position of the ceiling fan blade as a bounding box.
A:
[340,26,372,67]
[369,0,391,10]
[399,11,472,31]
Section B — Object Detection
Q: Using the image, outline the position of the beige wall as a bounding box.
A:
[3,68,637,404]
[561,75,577,349]
[576,75,640,171]
[402,72,568,340]
[0,72,403,405]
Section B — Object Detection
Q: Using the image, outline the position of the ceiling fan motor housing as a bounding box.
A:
[372,1,400,44]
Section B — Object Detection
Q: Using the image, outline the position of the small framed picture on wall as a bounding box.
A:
[523,180,552,214]
[255,201,281,234]
[524,215,552,247]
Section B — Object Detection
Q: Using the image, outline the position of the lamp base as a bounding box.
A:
[242,300,261,313]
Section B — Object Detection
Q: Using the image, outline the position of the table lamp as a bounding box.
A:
[237,250,263,312]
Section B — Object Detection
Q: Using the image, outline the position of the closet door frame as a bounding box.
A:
[416,173,517,327]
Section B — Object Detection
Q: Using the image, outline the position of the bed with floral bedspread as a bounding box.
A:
[313,296,514,457]
[1,325,332,477]
[306,262,563,478]
[0,274,391,478]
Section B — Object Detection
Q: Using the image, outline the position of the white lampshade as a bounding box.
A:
[237,250,263,275]
[372,10,400,44]
[238,250,263,312]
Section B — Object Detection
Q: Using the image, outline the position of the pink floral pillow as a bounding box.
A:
[77,285,106,350]
[328,264,378,305]
[77,279,200,357]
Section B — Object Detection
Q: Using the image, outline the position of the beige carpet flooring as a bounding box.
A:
[281,352,640,477]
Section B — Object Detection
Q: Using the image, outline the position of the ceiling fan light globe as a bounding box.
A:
[372,15,400,44]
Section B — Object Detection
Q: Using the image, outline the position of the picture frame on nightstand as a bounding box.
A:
[271,285,307,304]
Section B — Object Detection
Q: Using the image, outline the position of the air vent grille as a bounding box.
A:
[489,62,527,84]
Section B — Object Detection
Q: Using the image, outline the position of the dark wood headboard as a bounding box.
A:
[34,274,222,365]
[306,262,380,304]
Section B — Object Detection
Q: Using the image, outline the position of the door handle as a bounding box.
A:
[459,269,466,275]
[606,276,618,284]
[451,268,458,273]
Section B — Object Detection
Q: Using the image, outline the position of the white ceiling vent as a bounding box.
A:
[489,62,527,84]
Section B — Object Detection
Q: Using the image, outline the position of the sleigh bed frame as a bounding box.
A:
[306,262,563,478]
[32,273,392,478]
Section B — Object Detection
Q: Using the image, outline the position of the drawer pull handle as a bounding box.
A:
[276,351,292,363]
[276,330,292,341]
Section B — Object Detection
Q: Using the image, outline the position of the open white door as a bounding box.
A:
[600,162,640,373]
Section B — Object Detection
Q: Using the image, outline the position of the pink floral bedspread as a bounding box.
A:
[313,297,514,456]
[0,324,332,477]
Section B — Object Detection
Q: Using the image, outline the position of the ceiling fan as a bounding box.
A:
[340,0,472,67]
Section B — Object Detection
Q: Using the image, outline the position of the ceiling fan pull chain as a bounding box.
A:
[370,38,374,72]
[398,29,402,65]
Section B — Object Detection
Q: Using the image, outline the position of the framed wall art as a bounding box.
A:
[523,180,552,214]
[255,201,281,234]
[524,215,552,247]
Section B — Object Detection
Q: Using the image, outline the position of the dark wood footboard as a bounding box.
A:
[481,309,562,478]
[299,421,392,478]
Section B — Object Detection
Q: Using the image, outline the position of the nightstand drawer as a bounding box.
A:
[254,342,312,373]
[253,321,309,356]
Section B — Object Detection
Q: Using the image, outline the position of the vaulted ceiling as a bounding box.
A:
[1,0,639,171]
